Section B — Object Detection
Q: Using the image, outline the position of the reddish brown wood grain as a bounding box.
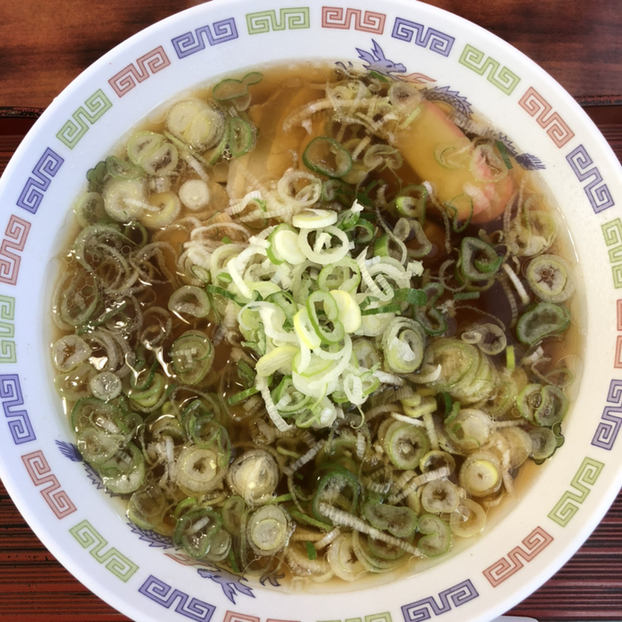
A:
[421,0,622,99]
[0,0,621,108]
[2,474,622,621]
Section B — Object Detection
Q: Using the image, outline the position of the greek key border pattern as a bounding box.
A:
[591,378,622,450]
[518,87,574,147]
[458,44,520,94]
[0,373,35,445]
[321,7,386,34]
[56,89,113,149]
[602,218,622,288]
[391,17,455,57]
[0,294,16,364]
[401,580,478,621]
[3,9,621,618]
[223,614,260,622]
[138,575,216,621]
[548,457,605,526]
[246,8,310,34]
[483,526,554,587]
[16,147,64,214]
[21,450,77,519]
[0,214,31,286]
[171,18,239,59]
[566,144,615,213]
[69,519,138,582]
[108,46,171,97]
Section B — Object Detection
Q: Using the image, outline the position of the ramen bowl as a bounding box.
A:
[1,1,621,621]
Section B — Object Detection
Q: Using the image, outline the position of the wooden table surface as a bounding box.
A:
[1,1,622,621]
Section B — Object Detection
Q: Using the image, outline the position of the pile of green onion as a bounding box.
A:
[51,65,577,585]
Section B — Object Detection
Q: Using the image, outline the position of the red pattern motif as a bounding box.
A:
[321,6,386,33]
[483,526,554,587]
[108,46,171,97]
[0,215,30,286]
[21,450,77,519]
[519,87,575,148]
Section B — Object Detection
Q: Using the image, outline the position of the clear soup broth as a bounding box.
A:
[50,61,583,590]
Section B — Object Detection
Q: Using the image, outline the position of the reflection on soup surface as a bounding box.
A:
[50,62,581,589]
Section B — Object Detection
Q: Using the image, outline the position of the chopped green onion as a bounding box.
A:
[516,302,570,345]
[248,505,291,556]
[363,502,417,538]
[526,254,575,303]
[417,514,452,557]
[459,237,503,282]
[169,330,215,385]
[213,71,263,102]
[305,540,318,560]
[303,137,353,178]
[99,443,146,494]
[495,140,513,170]
[394,287,427,306]
[227,117,257,158]
[383,420,429,469]
[454,291,480,301]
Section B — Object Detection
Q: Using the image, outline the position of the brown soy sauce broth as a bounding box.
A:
[49,60,584,591]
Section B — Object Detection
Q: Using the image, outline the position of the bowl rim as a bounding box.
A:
[1,1,622,621]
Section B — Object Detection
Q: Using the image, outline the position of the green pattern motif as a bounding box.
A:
[56,89,113,149]
[602,218,622,288]
[69,519,138,582]
[246,7,310,34]
[548,457,604,527]
[0,295,16,363]
[458,44,520,95]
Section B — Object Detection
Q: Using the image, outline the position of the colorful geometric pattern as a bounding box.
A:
[0,373,35,445]
[566,144,615,213]
[69,519,139,582]
[602,218,622,288]
[0,294,16,364]
[171,18,239,58]
[8,7,620,622]
[246,8,310,34]
[138,575,216,621]
[317,616,392,622]
[458,44,520,95]
[391,17,455,57]
[401,580,478,621]
[321,7,386,34]
[223,613,259,622]
[591,378,622,450]
[483,526,554,587]
[518,87,574,147]
[56,89,113,149]
[21,450,77,519]
[548,457,605,526]
[0,214,31,286]
[108,46,171,97]
[16,147,64,214]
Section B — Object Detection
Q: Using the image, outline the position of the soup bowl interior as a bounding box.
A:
[1,1,622,621]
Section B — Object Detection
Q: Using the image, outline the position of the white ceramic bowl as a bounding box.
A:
[1,1,622,621]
